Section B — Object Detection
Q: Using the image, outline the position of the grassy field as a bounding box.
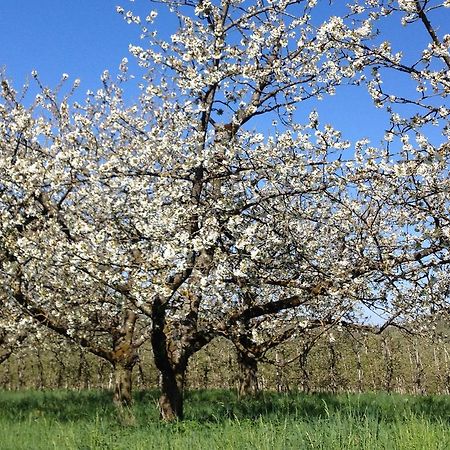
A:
[0,389,449,449]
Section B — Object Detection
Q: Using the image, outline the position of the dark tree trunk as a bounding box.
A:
[137,361,146,390]
[77,349,85,390]
[52,349,66,389]
[158,366,186,421]
[328,339,340,393]
[17,358,25,389]
[237,350,259,397]
[411,343,425,395]
[202,365,210,389]
[151,296,186,421]
[36,347,45,389]
[0,349,12,365]
[151,291,212,420]
[2,360,12,390]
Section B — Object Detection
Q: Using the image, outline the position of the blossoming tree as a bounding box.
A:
[0,74,151,407]
[0,0,448,422]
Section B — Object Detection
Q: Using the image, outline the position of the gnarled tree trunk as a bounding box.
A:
[112,362,134,407]
[151,296,186,421]
[110,310,139,408]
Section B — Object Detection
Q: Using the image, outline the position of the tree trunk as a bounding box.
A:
[412,343,425,395]
[443,347,450,395]
[0,349,12,365]
[328,340,339,393]
[110,309,139,408]
[237,350,259,396]
[158,366,185,421]
[17,358,25,389]
[36,347,45,389]
[113,363,133,407]
[137,361,146,390]
[150,293,212,420]
[1,360,12,390]
[52,349,66,389]
[275,351,289,393]
[298,344,311,393]
[382,337,394,393]
[97,360,107,389]
[77,349,85,390]
[151,296,186,421]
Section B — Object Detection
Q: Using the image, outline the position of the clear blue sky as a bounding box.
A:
[0,0,139,88]
[1,0,448,145]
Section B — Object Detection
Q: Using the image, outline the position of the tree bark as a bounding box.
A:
[109,309,139,408]
[137,361,146,390]
[237,350,259,397]
[327,338,342,393]
[382,336,394,393]
[0,349,13,365]
[113,363,133,407]
[158,365,186,421]
[150,291,213,420]
[36,347,45,389]
[298,344,311,393]
[17,358,25,389]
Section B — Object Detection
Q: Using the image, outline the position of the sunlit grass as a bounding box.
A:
[0,390,449,449]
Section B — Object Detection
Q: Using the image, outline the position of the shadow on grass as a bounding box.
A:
[183,390,450,424]
[0,389,449,425]
[0,389,117,422]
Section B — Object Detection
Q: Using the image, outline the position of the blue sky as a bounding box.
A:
[0,1,136,88]
[1,0,448,146]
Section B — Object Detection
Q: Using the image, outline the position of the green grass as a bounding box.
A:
[0,389,449,449]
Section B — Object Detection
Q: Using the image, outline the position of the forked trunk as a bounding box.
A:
[237,350,259,397]
[151,293,211,421]
[151,294,188,421]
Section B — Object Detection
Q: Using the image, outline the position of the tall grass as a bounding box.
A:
[0,390,448,449]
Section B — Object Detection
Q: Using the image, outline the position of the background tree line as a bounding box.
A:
[1,320,449,396]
